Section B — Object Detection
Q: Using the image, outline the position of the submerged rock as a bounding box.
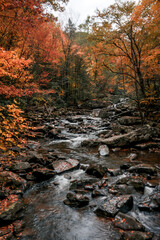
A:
[113,212,144,231]
[64,192,89,207]
[95,195,133,218]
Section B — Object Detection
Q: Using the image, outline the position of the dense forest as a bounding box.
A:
[0,0,160,153]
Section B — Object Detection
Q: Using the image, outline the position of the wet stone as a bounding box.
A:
[70,179,98,190]
[98,145,110,156]
[120,231,153,240]
[12,162,31,172]
[120,163,133,170]
[52,158,79,174]
[128,164,157,175]
[138,185,160,211]
[111,175,145,192]
[92,189,107,198]
[113,212,145,231]
[64,192,89,208]
[94,195,133,218]
[108,168,121,176]
[108,184,135,195]
[33,168,55,182]
[86,164,108,178]
[118,116,142,125]
[127,153,137,161]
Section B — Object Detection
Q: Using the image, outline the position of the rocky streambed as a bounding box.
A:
[0,102,160,240]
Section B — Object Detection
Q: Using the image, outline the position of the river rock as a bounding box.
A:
[33,168,56,182]
[113,212,145,230]
[108,184,135,195]
[0,171,27,191]
[120,163,133,170]
[64,192,89,207]
[138,185,160,211]
[94,195,133,218]
[81,139,99,148]
[98,145,109,156]
[28,152,46,165]
[108,168,121,176]
[12,162,31,172]
[13,220,25,234]
[135,142,160,150]
[0,195,23,223]
[110,175,145,192]
[127,153,137,161]
[70,179,98,190]
[98,108,113,118]
[120,231,153,240]
[86,164,107,178]
[99,125,151,147]
[52,158,79,174]
[118,116,142,125]
[92,189,107,198]
[128,164,157,175]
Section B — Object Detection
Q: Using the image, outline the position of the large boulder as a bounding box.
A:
[113,212,144,231]
[99,125,152,147]
[94,195,133,218]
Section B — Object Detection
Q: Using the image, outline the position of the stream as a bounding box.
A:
[21,112,160,240]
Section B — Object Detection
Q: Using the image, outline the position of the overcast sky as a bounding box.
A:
[56,0,137,26]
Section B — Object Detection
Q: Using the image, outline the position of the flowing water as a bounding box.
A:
[21,112,160,240]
